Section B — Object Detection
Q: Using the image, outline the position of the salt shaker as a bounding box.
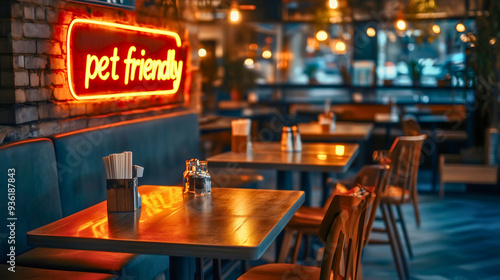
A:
[281,126,293,152]
[199,161,211,195]
[291,125,302,152]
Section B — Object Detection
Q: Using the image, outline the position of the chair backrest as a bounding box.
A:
[318,192,374,280]
[357,165,389,246]
[401,115,421,136]
[387,135,426,203]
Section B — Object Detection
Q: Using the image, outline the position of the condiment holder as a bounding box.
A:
[281,125,302,152]
[231,119,252,153]
[103,152,143,212]
[318,112,336,132]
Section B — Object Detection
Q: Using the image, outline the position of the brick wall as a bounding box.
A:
[0,0,200,143]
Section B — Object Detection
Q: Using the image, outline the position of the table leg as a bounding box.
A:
[195,257,204,280]
[212,259,222,280]
[322,172,330,206]
[276,170,294,261]
[277,170,293,190]
[431,123,438,192]
[170,256,195,280]
[300,171,312,206]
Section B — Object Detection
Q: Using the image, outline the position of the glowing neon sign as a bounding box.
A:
[67,19,185,101]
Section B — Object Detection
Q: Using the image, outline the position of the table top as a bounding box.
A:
[27,186,304,260]
[207,142,359,173]
[298,122,374,141]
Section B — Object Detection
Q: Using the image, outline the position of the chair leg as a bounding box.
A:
[381,203,406,280]
[412,193,421,227]
[278,229,294,263]
[303,235,311,260]
[387,204,410,280]
[396,205,413,259]
[291,232,304,264]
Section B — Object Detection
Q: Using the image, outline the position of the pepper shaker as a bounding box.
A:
[292,125,302,152]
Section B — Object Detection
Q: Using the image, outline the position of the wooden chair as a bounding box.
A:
[370,134,426,280]
[278,165,388,265]
[239,192,374,280]
[399,116,423,227]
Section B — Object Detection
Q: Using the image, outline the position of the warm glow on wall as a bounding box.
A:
[316,30,328,41]
[67,19,184,101]
[456,23,465,32]
[396,20,406,31]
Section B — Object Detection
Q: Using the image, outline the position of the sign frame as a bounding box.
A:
[68,0,136,11]
[67,19,184,101]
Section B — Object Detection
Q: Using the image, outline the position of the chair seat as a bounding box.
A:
[0,264,117,280]
[238,263,331,280]
[16,247,169,279]
[383,186,411,204]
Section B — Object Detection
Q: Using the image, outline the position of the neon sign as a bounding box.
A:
[67,19,185,101]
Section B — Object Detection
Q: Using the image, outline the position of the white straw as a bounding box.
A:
[324,98,331,114]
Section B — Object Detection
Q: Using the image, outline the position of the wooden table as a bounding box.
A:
[298,122,374,142]
[27,186,305,280]
[207,142,359,205]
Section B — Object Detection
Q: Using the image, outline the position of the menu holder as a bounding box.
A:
[106,177,140,212]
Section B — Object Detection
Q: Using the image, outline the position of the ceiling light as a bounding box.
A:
[432,24,440,34]
[456,23,465,32]
[198,48,207,57]
[396,20,406,31]
[329,0,338,9]
[335,41,346,52]
[366,27,376,37]
[262,50,272,59]
[229,0,240,23]
[316,30,328,41]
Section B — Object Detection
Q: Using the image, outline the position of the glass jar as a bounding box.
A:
[183,159,198,194]
[199,161,211,195]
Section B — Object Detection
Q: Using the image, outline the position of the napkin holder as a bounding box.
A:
[106,177,141,212]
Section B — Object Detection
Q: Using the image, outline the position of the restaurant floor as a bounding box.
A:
[217,169,500,280]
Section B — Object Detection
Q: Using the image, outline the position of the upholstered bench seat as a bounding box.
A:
[16,247,169,279]
[0,264,117,280]
[0,138,169,280]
